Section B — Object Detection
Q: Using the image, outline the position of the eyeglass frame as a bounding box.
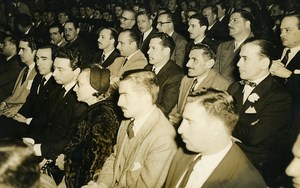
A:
[156,21,172,26]
[120,16,135,21]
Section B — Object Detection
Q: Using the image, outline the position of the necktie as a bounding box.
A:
[38,77,46,94]
[21,67,29,85]
[281,49,291,66]
[127,119,134,139]
[101,54,105,64]
[190,78,198,93]
[239,80,257,87]
[122,57,128,66]
[179,155,202,188]
[152,66,156,74]
[139,33,144,47]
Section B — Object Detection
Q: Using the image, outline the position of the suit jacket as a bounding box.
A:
[140,28,157,60]
[170,69,230,116]
[171,31,188,68]
[109,50,148,78]
[227,75,292,168]
[145,60,184,116]
[214,34,254,83]
[4,65,37,113]
[207,20,230,43]
[19,74,58,118]
[98,107,177,187]
[165,144,266,188]
[0,55,23,101]
[92,49,120,68]
[29,85,87,160]
[64,36,92,65]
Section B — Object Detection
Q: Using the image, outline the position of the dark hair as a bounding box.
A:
[284,14,300,29]
[231,9,254,24]
[49,22,64,33]
[65,19,79,29]
[15,13,32,27]
[215,1,228,10]
[191,43,216,60]
[20,35,37,51]
[0,139,40,188]
[55,48,81,70]
[137,10,152,20]
[99,27,118,47]
[150,32,175,56]
[189,13,209,27]
[243,38,275,65]
[202,4,218,16]
[187,88,238,133]
[120,29,140,47]
[38,44,59,61]
[4,35,17,46]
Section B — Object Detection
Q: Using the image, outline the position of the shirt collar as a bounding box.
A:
[127,49,140,60]
[63,81,76,94]
[132,106,155,136]
[143,27,153,40]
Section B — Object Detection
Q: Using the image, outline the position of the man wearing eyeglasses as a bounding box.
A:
[119,9,140,34]
[156,11,187,68]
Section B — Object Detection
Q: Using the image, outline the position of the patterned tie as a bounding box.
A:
[101,53,105,65]
[21,67,29,85]
[127,119,134,139]
[189,78,198,93]
[179,155,202,188]
[239,80,257,87]
[281,49,291,66]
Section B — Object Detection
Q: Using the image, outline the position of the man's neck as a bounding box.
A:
[233,31,251,43]
[69,36,78,43]
[103,46,115,54]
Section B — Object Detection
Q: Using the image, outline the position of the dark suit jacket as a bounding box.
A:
[140,28,157,60]
[228,75,292,169]
[207,20,230,43]
[214,34,254,83]
[92,49,120,68]
[64,36,92,65]
[0,55,23,101]
[165,145,266,188]
[145,60,184,116]
[29,85,87,160]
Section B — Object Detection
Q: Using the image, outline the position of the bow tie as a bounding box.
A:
[239,80,257,87]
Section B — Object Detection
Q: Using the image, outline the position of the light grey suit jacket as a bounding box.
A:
[109,50,148,78]
[98,107,177,187]
[170,69,230,116]
[171,31,187,68]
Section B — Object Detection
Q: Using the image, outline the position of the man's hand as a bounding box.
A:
[3,106,20,118]
[13,113,27,123]
[270,60,292,78]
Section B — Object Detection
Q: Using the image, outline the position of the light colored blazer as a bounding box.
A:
[171,31,187,68]
[98,107,177,188]
[109,50,148,78]
[170,69,230,116]
[5,66,37,106]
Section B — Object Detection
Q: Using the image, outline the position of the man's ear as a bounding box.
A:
[76,28,80,34]
[206,59,215,68]
[261,57,270,69]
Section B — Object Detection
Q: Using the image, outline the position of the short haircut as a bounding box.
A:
[215,1,228,10]
[231,9,254,24]
[191,43,216,60]
[20,35,37,51]
[120,69,159,104]
[4,35,17,47]
[123,9,137,20]
[187,88,238,133]
[136,10,152,20]
[158,11,173,23]
[65,19,79,29]
[49,22,64,33]
[99,27,118,46]
[150,32,175,56]
[202,4,218,16]
[120,29,140,47]
[189,13,209,27]
[284,14,300,29]
[243,38,275,64]
[0,139,39,188]
[38,44,58,61]
[55,48,81,70]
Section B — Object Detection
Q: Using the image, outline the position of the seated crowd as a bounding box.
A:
[0,0,300,187]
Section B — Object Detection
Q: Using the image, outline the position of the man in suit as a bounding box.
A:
[185,14,218,68]
[270,14,300,142]
[157,11,187,68]
[25,49,87,161]
[109,29,148,83]
[119,9,139,33]
[286,134,300,188]
[214,10,254,83]
[165,88,266,188]
[83,70,177,188]
[0,44,59,139]
[169,43,229,127]
[49,23,67,48]
[64,19,91,65]
[228,39,292,186]
[137,10,157,60]
[144,32,184,116]
[202,4,230,44]
[0,36,37,118]
[0,35,23,102]
[93,27,120,68]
